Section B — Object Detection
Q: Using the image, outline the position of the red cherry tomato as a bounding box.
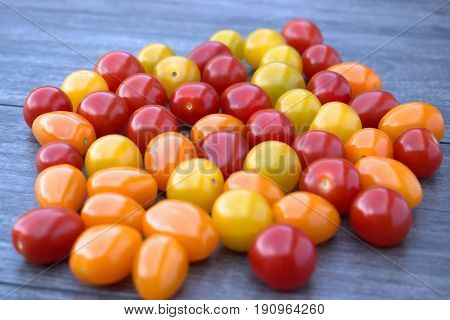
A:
[393,128,442,178]
[11,207,85,265]
[245,109,295,147]
[126,105,179,154]
[220,83,271,123]
[187,41,232,72]
[291,130,345,169]
[302,44,342,79]
[281,19,323,54]
[202,55,247,95]
[94,51,144,92]
[300,158,361,214]
[35,142,83,172]
[23,86,72,128]
[350,187,412,247]
[77,91,129,137]
[307,71,352,104]
[170,82,220,125]
[248,223,316,291]
[116,73,167,114]
[349,90,398,128]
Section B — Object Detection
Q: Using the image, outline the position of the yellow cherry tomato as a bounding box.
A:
[137,43,175,74]
[153,56,201,97]
[345,128,393,164]
[190,113,245,146]
[60,70,109,111]
[212,189,272,252]
[251,62,306,104]
[70,225,142,285]
[243,141,301,192]
[260,45,303,72]
[85,134,143,176]
[210,29,245,60]
[244,29,286,68]
[309,102,362,142]
[166,158,224,212]
[275,88,321,133]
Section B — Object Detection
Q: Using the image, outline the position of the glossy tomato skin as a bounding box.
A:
[244,29,286,69]
[393,128,442,178]
[202,55,247,95]
[300,158,361,214]
[350,187,412,247]
[210,29,245,60]
[260,45,303,72]
[137,43,175,74]
[345,128,393,164]
[187,41,232,72]
[220,83,271,123]
[170,82,220,125]
[281,19,323,54]
[291,130,345,169]
[190,113,244,146]
[248,224,317,291]
[307,71,352,104]
[77,91,129,137]
[302,44,341,79]
[349,91,398,128]
[12,207,84,265]
[126,105,179,154]
[35,142,83,172]
[23,86,72,128]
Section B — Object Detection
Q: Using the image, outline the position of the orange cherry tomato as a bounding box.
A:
[133,234,188,300]
[273,191,340,245]
[87,167,157,208]
[35,164,86,211]
[143,199,219,262]
[327,62,382,96]
[144,132,197,190]
[344,128,393,164]
[190,113,245,146]
[70,225,142,285]
[80,192,145,232]
[355,156,423,208]
[32,111,96,155]
[378,102,445,142]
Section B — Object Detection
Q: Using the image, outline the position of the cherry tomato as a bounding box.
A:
[81,192,145,232]
[244,29,286,68]
[274,88,321,133]
[307,71,352,104]
[32,111,96,155]
[126,105,179,154]
[77,91,129,137]
[202,55,247,95]
[187,41,232,73]
[35,142,83,172]
[144,132,197,190]
[251,62,306,104]
[345,128,393,164]
[260,45,303,72]
[349,90,398,128]
[302,44,341,79]
[248,223,316,291]
[143,199,219,262]
[394,128,442,178]
[350,187,412,247]
[273,192,340,245]
[220,82,271,123]
[23,86,72,128]
[116,73,167,114]
[87,167,157,208]
[133,234,188,300]
[170,82,220,125]
[244,141,301,192]
[137,43,175,74]
[167,158,224,212]
[291,130,345,169]
[244,109,295,147]
[70,225,142,285]
[190,113,244,146]
[94,51,144,92]
[12,207,84,265]
[355,156,423,208]
[210,29,245,60]
[35,164,87,211]
[85,134,143,176]
[300,158,361,214]
[281,19,323,54]
[60,70,109,111]
[378,102,445,141]
[212,189,272,252]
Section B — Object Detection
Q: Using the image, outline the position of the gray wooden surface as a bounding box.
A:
[0,0,449,300]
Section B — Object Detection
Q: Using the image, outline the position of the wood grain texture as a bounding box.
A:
[0,0,449,299]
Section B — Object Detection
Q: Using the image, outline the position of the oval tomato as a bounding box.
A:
[281,19,323,54]
[137,43,175,74]
[187,41,232,72]
[349,91,398,128]
[302,44,341,78]
[344,128,393,164]
[202,55,247,95]
[190,113,244,146]
[260,45,303,72]
[210,29,245,59]
[244,29,286,68]
[307,70,351,105]
[35,142,83,172]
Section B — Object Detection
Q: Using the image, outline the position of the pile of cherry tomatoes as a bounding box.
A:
[13,18,445,299]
